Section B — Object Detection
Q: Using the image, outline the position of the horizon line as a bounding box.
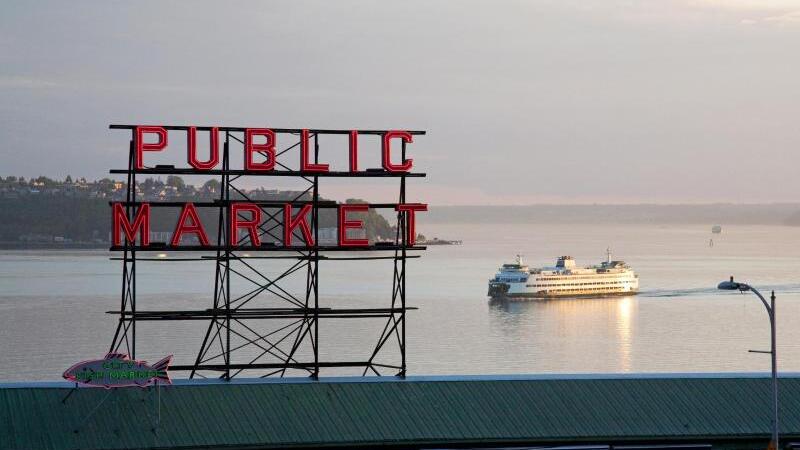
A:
[427,201,800,207]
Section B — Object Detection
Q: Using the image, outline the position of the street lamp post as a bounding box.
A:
[718,276,778,449]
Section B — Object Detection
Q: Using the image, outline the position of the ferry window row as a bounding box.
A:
[539,287,625,291]
[527,281,631,287]
[539,276,632,281]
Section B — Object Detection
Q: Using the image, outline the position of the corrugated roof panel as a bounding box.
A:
[2,375,800,450]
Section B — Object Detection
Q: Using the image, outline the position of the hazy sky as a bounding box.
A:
[1,0,799,205]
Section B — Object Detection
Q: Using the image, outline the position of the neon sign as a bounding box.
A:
[110,125,428,250]
[132,126,413,173]
[63,353,172,388]
[106,124,426,379]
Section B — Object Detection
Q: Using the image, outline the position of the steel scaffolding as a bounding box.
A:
[108,125,426,379]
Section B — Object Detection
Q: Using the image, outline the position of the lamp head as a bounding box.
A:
[718,276,750,291]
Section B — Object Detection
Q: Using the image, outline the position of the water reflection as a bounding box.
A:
[488,296,637,372]
[616,296,635,372]
[5,222,800,380]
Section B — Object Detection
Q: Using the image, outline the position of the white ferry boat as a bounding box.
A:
[487,251,639,299]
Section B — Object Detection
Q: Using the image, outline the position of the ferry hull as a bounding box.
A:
[488,280,639,299]
[489,289,638,300]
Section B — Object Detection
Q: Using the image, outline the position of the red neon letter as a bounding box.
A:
[187,126,219,170]
[112,203,151,246]
[230,203,261,246]
[171,203,210,246]
[338,204,369,247]
[300,129,329,173]
[283,204,314,247]
[396,203,428,246]
[244,128,276,171]
[382,130,413,173]
[135,126,168,170]
[349,130,359,172]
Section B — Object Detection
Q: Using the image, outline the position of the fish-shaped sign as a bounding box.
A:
[63,353,172,388]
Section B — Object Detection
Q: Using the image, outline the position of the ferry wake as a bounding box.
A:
[488,250,639,299]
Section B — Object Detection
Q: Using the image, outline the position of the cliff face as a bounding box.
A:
[0,197,108,242]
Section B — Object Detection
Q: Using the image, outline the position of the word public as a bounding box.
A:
[111,125,427,248]
[133,125,417,173]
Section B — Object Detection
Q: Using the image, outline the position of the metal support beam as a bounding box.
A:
[110,127,424,379]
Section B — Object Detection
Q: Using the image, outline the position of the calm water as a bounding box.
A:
[1,223,799,381]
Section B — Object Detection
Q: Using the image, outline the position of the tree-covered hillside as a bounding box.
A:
[0,176,395,246]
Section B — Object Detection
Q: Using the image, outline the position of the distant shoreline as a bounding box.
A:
[0,241,108,250]
[421,203,800,226]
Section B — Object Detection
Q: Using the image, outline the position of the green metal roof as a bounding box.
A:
[2,374,800,450]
